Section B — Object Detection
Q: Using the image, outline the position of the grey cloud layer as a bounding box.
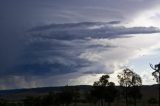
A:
[1,0,160,89]
[1,22,160,76]
[29,22,160,40]
[0,21,160,89]
[12,22,160,76]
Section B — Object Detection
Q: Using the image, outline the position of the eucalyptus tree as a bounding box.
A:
[150,63,160,84]
[92,75,117,106]
[150,62,160,105]
[104,82,118,106]
[117,68,142,106]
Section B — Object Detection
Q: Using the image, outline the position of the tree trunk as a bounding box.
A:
[125,87,128,106]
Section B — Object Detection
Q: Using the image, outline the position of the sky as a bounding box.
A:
[0,0,160,89]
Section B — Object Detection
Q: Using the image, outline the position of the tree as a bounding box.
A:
[92,75,117,106]
[104,82,118,106]
[128,86,142,106]
[150,62,160,105]
[150,63,160,84]
[85,91,98,106]
[71,86,80,106]
[117,68,142,106]
[23,96,42,106]
[93,75,110,86]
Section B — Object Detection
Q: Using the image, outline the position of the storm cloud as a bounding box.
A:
[1,0,160,89]
[28,22,160,40]
[1,22,160,89]
[16,22,160,75]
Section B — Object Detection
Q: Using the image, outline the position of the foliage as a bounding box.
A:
[92,74,118,106]
[150,63,160,83]
[104,82,118,106]
[150,62,160,105]
[93,75,110,86]
[117,68,142,87]
[117,67,142,106]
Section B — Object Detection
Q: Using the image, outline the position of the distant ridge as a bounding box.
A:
[0,84,158,95]
[0,85,92,95]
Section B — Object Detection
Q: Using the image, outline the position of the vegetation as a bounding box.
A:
[91,75,118,106]
[117,68,142,106]
[0,63,159,106]
[150,63,160,105]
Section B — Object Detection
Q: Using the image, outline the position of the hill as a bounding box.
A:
[0,85,158,102]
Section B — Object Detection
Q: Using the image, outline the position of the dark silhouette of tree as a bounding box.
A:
[23,96,42,106]
[104,82,118,106]
[129,71,142,106]
[150,62,160,105]
[117,67,142,106]
[93,74,110,86]
[92,75,109,106]
[91,86,105,106]
[22,86,78,106]
[150,63,160,84]
[0,99,7,106]
[70,86,80,106]
[92,75,117,106]
[85,91,97,106]
[128,86,142,106]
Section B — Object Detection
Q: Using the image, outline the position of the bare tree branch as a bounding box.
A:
[150,63,156,71]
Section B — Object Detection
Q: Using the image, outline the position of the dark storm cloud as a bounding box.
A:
[1,22,160,88]
[29,21,121,32]
[5,22,158,77]
[1,0,160,89]
[28,22,160,40]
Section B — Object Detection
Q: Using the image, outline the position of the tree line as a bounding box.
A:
[0,63,159,106]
